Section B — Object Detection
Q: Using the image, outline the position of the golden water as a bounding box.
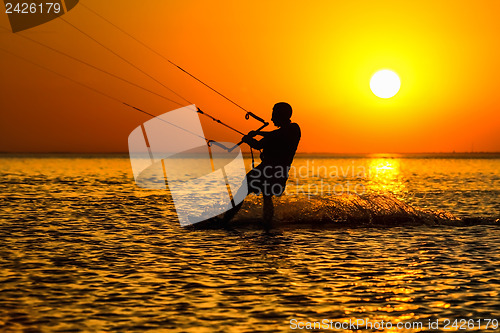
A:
[1,154,499,332]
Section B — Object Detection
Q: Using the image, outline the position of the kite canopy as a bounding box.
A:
[4,0,79,33]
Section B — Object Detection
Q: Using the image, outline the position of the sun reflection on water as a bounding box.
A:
[367,157,408,199]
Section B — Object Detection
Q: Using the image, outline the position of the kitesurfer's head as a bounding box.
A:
[272,102,292,127]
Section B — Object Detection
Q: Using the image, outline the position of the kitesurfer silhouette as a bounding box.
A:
[222,102,301,230]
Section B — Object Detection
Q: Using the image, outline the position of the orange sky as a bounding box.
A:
[0,0,499,153]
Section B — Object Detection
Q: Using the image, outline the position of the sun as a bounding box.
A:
[370,70,401,98]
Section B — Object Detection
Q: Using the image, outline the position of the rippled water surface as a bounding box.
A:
[0,154,499,332]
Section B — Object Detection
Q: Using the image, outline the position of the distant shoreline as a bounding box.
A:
[1,152,499,159]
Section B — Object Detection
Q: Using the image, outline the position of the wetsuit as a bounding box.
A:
[244,122,301,196]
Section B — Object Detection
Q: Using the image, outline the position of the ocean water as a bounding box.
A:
[0,154,499,332]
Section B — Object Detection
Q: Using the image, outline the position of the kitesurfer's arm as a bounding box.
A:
[242,134,265,150]
[247,130,271,138]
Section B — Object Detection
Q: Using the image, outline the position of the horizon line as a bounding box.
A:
[1,151,499,155]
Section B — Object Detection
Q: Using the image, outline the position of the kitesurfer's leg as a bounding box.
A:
[262,194,273,231]
[222,165,263,224]
[221,176,249,224]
